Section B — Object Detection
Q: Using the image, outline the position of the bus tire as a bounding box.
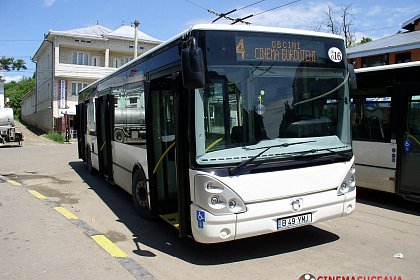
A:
[132,170,153,219]
[86,146,97,175]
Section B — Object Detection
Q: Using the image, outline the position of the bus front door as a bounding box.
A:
[149,73,187,233]
[399,93,420,197]
[95,94,114,182]
[150,75,177,214]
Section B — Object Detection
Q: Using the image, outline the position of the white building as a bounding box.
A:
[22,24,162,133]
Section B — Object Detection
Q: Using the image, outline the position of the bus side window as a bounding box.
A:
[113,83,146,144]
[87,101,96,135]
[352,96,391,142]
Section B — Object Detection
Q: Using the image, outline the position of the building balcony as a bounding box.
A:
[55,63,116,80]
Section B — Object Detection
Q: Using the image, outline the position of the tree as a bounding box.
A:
[323,4,356,47]
[0,56,27,71]
[357,37,373,45]
[4,77,35,118]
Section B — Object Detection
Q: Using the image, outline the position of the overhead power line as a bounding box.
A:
[212,0,270,23]
[184,0,252,25]
[0,39,42,42]
[355,26,400,33]
[244,0,303,18]
[184,0,303,25]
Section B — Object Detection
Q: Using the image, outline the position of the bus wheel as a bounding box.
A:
[114,130,125,143]
[132,170,153,219]
[86,146,97,175]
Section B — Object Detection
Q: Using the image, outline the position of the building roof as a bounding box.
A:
[106,25,162,43]
[402,13,420,31]
[48,24,162,42]
[347,29,420,58]
[50,25,112,38]
[32,24,162,61]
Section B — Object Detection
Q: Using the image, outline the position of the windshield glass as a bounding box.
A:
[194,31,351,165]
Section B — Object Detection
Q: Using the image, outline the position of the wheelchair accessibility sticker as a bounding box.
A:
[197,210,205,228]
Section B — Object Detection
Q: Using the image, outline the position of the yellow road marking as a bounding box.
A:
[7,180,21,186]
[91,235,128,258]
[28,190,46,199]
[54,207,79,220]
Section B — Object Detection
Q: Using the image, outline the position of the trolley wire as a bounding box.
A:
[230,0,304,25]
[252,0,302,17]
[212,0,270,23]
[184,0,303,25]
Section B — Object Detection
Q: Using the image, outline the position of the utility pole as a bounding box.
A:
[0,68,4,108]
[133,20,140,58]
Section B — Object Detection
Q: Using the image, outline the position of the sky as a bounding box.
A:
[1,0,419,82]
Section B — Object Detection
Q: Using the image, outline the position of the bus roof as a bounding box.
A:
[355,61,420,73]
[79,24,344,95]
[189,24,343,39]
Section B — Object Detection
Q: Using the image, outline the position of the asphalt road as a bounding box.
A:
[1,138,419,280]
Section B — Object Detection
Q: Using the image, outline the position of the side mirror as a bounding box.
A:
[347,63,357,90]
[182,38,205,89]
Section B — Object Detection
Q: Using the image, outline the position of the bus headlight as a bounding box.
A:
[338,165,356,195]
[195,175,246,215]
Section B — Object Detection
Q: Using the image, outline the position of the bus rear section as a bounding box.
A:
[352,62,420,201]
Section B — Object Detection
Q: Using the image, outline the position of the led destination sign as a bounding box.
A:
[235,35,327,63]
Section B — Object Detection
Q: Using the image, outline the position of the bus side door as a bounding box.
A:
[95,94,114,182]
[75,102,87,161]
[399,91,420,197]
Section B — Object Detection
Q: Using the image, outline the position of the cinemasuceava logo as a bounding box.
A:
[299,274,404,280]
[300,274,316,280]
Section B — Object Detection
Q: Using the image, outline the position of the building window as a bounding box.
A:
[113,58,122,68]
[361,54,388,68]
[129,45,144,50]
[124,57,133,64]
[91,56,101,67]
[72,52,89,65]
[75,39,91,44]
[71,82,88,95]
[395,52,411,63]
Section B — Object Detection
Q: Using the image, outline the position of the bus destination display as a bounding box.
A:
[235,35,324,63]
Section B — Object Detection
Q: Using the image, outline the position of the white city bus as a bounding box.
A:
[352,61,420,201]
[76,24,356,243]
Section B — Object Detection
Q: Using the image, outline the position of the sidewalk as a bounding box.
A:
[14,120,58,146]
[0,179,137,280]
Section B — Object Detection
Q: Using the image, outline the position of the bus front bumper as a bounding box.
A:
[190,189,356,244]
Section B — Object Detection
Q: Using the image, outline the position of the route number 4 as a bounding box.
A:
[236,39,246,60]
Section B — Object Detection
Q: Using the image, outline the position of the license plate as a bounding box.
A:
[277,213,312,229]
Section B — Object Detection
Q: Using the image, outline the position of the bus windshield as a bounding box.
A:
[195,31,351,165]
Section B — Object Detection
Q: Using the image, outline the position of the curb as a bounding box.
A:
[0,175,155,280]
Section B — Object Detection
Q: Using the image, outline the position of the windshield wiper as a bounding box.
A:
[228,140,315,176]
[284,146,353,160]
[324,147,353,160]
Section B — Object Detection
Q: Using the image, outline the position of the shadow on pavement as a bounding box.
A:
[356,188,420,216]
[69,160,339,265]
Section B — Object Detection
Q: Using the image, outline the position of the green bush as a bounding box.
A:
[45,132,65,143]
